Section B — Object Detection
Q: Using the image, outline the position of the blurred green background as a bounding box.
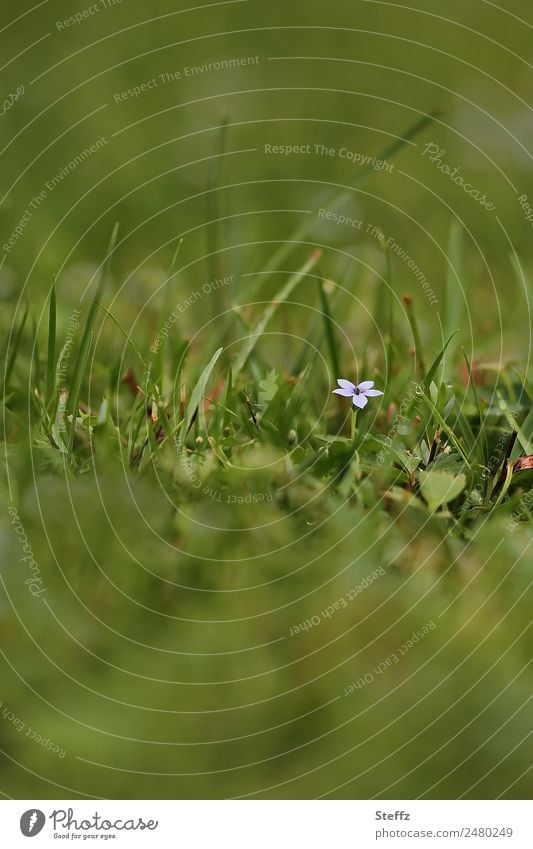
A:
[0,0,532,799]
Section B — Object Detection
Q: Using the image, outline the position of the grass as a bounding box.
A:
[5,242,528,531]
[0,121,532,800]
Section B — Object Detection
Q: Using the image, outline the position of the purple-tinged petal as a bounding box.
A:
[357,380,374,391]
[333,388,354,397]
[337,379,356,392]
[364,389,383,397]
[353,393,368,409]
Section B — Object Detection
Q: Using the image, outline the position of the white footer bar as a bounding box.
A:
[0,800,530,848]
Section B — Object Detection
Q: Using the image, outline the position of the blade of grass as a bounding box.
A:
[490,431,518,501]
[178,346,224,447]
[291,282,347,376]
[491,460,515,508]
[423,330,459,391]
[497,393,532,454]
[403,294,425,376]
[418,387,471,467]
[2,303,28,398]
[232,308,270,375]
[97,300,150,374]
[206,113,229,317]
[364,227,393,349]
[443,220,465,379]
[449,398,476,458]
[66,222,119,449]
[223,367,233,431]
[373,234,395,373]
[462,349,489,465]
[401,328,458,450]
[46,283,57,409]
[153,237,183,390]
[32,316,42,397]
[236,110,441,304]
[67,330,93,453]
[317,278,341,379]
[128,387,152,466]
[96,301,178,454]
[233,249,322,377]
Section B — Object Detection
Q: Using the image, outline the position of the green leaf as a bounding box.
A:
[396,447,422,474]
[428,452,465,474]
[419,470,466,510]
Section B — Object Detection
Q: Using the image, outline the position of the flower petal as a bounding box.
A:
[364,389,383,397]
[357,380,374,391]
[353,393,368,409]
[337,379,356,392]
[332,388,354,397]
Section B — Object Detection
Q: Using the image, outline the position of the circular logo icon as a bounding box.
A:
[20,810,46,837]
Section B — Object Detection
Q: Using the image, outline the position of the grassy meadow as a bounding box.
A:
[0,0,532,799]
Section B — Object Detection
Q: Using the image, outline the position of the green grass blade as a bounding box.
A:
[66,222,119,448]
[418,387,471,467]
[2,303,29,398]
[178,346,224,447]
[67,330,94,453]
[96,300,149,373]
[317,278,341,379]
[233,249,322,377]
[497,393,532,455]
[153,237,183,389]
[291,282,345,376]
[443,220,465,378]
[46,283,57,408]
[237,110,441,304]
[423,331,459,391]
[206,114,229,311]
[462,349,488,465]
[32,315,42,396]
[368,235,394,371]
